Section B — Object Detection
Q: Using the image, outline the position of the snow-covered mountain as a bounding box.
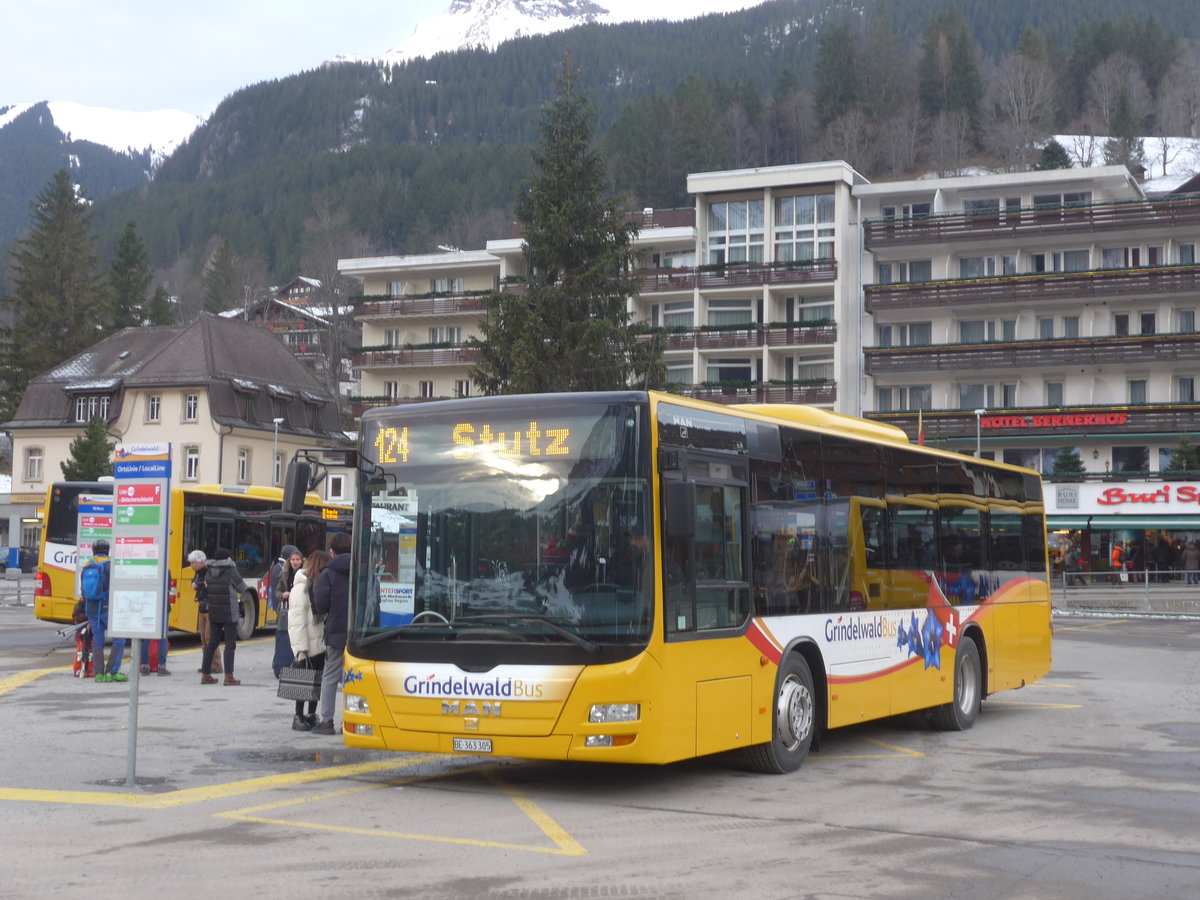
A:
[378,0,768,64]
[0,101,200,169]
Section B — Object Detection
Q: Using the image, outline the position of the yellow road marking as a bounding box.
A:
[814,737,925,760]
[1034,682,1077,688]
[987,700,1082,710]
[219,763,587,856]
[1055,619,1129,631]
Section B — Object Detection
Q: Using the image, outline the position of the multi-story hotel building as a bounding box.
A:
[339,160,1200,571]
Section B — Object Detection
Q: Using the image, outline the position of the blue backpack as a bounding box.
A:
[81,559,109,603]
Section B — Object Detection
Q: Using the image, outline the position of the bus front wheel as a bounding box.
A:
[236,593,257,641]
[744,654,815,774]
[931,635,981,731]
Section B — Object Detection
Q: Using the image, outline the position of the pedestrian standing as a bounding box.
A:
[1183,541,1200,585]
[271,545,301,678]
[200,548,249,685]
[286,550,329,731]
[310,532,351,735]
[188,549,220,674]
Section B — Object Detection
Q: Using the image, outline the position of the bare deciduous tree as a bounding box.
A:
[1087,53,1151,134]
[818,109,877,174]
[876,104,924,178]
[927,110,973,177]
[981,52,1057,171]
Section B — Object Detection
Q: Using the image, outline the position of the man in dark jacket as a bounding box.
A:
[311,531,351,735]
[200,548,250,685]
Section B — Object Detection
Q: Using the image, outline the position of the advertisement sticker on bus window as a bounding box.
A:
[372,494,417,627]
[657,401,747,453]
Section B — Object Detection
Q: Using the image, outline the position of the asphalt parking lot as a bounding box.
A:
[2,588,1199,900]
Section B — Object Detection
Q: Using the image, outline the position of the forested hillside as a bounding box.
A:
[6,0,1200,298]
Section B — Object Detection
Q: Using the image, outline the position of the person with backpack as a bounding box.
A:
[82,540,128,683]
[200,548,250,685]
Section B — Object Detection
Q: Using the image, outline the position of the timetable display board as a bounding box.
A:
[108,444,171,639]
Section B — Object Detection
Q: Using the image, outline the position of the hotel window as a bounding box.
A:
[1128,378,1147,404]
[774,193,834,262]
[706,358,753,384]
[963,198,1000,218]
[1114,314,1129,336]
[878,322,932,347]
[1181,243,1196,265]
[1038,317,1054,339]
[1002,255,1017,275]
[1178,309,1196,333]
[1063,250,1089,272]
[1178,377,1195,403]
[1113,446,1150,473]
[665,362,694,386]
[431,277,464,294]
[1001,383,1017,407]
[418,380,435,399]
[877,385,931,411]
[793,297,834,323]
[796,362,833,382]
[1030,252,1062,273]
[1148,246,1163,265]
[877,260,932,284]
[708,199,764,264]
[1033,191,1092,208]
[1063,316,1080,339]
[959,256,996,278]
[880,202,931,220]
[237,448,250,484]
[428,326,461,344]
[146,394,161,423]
[454,379,470,398]
[387,281,404,297]
[960,319,1011,343]
[24,447,44,481]
[184,394,199,422]
[384,381,399,400]
[74,395,110,423]
[1140,313,1156,335]
[1045,381,1064,406]
[662,301,694,328]
[184,446,200,480]
[958,383,995,409]
[707,299,753,327]
[384,328,402,346]
[1101,248,1125,269]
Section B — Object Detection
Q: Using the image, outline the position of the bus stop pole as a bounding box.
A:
[127,637,141,787]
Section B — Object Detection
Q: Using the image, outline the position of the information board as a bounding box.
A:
[108,443,171,639]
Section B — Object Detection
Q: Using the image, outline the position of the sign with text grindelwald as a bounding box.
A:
[108,443,172,639]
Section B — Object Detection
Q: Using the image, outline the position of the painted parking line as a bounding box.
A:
[218,765,588,856]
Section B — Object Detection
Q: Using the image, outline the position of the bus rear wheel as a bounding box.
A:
[931,635,981,731]
[236,593,257,641]
[744,654,815,774]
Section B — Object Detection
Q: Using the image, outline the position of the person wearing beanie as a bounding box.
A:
[200,547,250,685]
[271,544,302,678]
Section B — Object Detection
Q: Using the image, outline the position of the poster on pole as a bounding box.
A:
[75,493,114,599]
[108,443,171,639]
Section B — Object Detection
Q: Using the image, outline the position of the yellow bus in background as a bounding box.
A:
[341,391,1051,773]
[35,482,352,640]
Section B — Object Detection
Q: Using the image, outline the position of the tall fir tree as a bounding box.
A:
[108,220,153,329]
[917,5,983,128]
[1102,89,1146,171]
[145,284,175,326]
[1051,446,1088,477]
[60,417,115,481]
[1163,435,1200,475]
[814,23,860,128]
[1,169,106,421]
[202,239,238,314]
[470,56,664,395]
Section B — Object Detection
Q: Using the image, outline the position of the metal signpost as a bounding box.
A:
[107,443,172,787]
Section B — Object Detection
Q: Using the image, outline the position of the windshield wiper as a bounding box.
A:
[457,614,601,652]
[356,620,455,648]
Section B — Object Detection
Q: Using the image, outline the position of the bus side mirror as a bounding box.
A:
[664,481,696,538]
[282,461,312,515]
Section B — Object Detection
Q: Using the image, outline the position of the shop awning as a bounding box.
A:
[1047,515,1200,529]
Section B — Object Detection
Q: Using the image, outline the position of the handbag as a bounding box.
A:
[277,659,322,702]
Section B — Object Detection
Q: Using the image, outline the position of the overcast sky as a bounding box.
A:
[2,1,443,116]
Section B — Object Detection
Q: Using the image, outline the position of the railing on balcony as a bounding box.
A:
[864,332,1200,374]
[355,293,489,317]
[668,382,836,405]
[635,259,838,293]
[868,403,1200,444]
[351,346,479,368]
[864,264,1200,312]
[864,194,1200,249]
[653,323,837,351]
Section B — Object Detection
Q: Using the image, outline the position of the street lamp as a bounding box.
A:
[974,408,985,457]
[272,417,285,485]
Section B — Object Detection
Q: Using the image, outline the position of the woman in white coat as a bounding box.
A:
[286,550,330,731]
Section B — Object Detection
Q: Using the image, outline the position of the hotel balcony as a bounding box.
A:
[864,264,1200,313]
[869,403,1200,445]
[864,332,1200,375]
[354,293,489,319]
[351,345,479,369]
[864,194,1200,250]
[633,259,838,294]
[654,323,837,351]
[667,382,836,405]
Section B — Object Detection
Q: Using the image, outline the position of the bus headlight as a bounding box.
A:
[345,695,370,714]
[589,703,639,723]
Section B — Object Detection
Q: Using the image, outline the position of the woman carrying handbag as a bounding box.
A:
[284,550,330,731]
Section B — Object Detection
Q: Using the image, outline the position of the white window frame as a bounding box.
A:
[184,446,200,481]
[237,447,250,484]
[327,474,346,502]
[24,447,44,482]
[146,394,161,423]
[184,394,199,422]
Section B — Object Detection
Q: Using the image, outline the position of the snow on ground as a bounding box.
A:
[1056,134,1200,193]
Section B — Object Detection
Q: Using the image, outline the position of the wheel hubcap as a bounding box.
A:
[957,651,980,714]
[777,675,813,751]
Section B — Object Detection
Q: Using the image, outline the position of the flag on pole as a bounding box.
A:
[917,408,925,445]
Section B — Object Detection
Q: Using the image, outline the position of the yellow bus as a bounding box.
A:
[35,482,353,640]
[341,391,1051,772]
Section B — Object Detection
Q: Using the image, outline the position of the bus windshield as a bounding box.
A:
[352,397,653,657]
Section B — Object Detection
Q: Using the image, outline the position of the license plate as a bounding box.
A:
[453,737,493,753]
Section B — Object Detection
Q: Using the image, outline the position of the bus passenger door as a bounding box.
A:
[660,458,755,759]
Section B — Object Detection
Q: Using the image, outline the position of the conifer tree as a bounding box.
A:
[108,220,153,329]
[917,5,983,129]
[1,169,105,421]
[60,417,115,481]
[814,23,859,128]
[145,284,175,326]
[203,239,238,314]
[470,56,664,395]
[1035,139,1073,170]
[1102,89,1146,171]
[1164,435,1200,476]
[1052,446,1088,477]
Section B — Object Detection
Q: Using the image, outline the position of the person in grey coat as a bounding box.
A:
[200,548,250,685]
